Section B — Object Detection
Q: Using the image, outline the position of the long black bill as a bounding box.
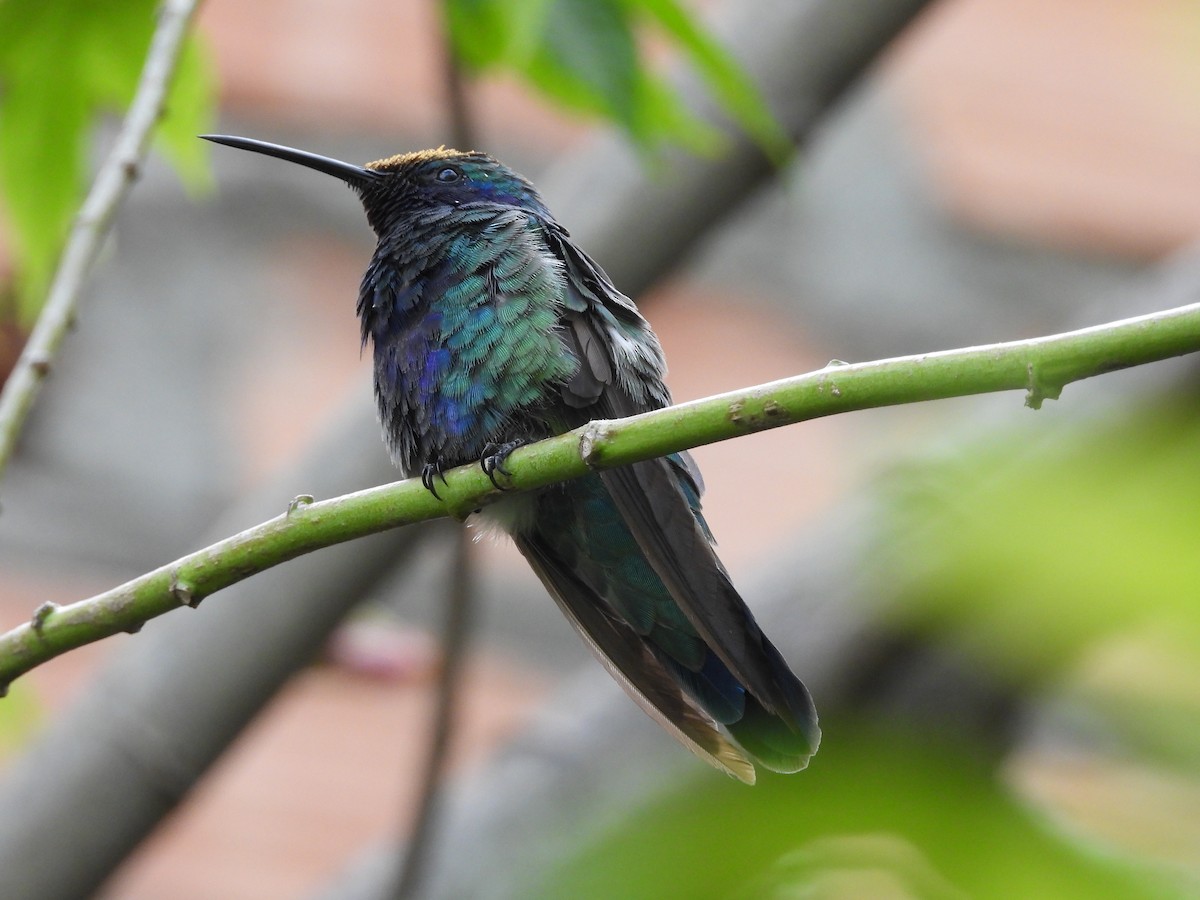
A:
[200,134,381,187]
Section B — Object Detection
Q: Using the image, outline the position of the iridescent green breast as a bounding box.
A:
[365,208,577,474]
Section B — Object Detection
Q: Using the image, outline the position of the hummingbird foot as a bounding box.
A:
[480,440,524,490]
[420,459,450,500]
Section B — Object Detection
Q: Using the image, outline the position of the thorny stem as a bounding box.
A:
[0,0,203,487]
[0,301,1198,692]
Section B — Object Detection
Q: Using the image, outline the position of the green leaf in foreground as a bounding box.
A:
[880,401,1200,684]
[636,0,790,159]
[535,722,1179,899]
[0,682,39,758]
[0,0,214,322]
[444,0,781,154]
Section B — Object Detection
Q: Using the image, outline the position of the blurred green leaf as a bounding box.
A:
[445,0,554,68]
[155,37,215,194]
[530,0,641,130]
[445,0,780,155]
[1056,627,1200,771]
[0,682,39,758]
[536,721,1180,899]
[636,0,790,160]
[875,396,1200,823]
[0,0,214,323]
[879,403,1200,685]
[628,74,721,154]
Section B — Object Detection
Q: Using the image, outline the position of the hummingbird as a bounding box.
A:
[203,134,820,782]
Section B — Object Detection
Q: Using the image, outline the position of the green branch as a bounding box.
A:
[2,301,1198,693]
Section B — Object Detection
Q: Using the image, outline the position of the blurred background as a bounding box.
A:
[1,0,1199,897]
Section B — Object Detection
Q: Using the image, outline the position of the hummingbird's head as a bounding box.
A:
[201,135,551,236]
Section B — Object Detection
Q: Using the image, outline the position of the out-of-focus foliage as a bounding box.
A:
[879,398,1200,691]
[445,0,788,158]
[880,395,1200,879]
[0,0,772,324]
[0,684,37,757]
[536,721,1180,899]
[0,0,214,322]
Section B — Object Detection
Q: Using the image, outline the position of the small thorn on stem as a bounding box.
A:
[287,494,315,516]
[171,573,201,609]
[124,622,144,635]
[727,399,746,427]
[1024,362,1063,410]
[579,422,611,467]
[31,602,58,635]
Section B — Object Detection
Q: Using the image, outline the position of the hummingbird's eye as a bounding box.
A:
[435,166,461,184]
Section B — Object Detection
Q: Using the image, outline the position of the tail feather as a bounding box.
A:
[600,458,821,747]
[507,469,820,780]
[515,531,758,784]
[729,696,820,774]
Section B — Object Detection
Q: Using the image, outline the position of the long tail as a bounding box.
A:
[513,468,819,782]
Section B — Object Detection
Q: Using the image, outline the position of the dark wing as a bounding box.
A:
[515,531,757,784]
[543,223,821,767]
[547,225,671,413]
[597,453,820,750]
